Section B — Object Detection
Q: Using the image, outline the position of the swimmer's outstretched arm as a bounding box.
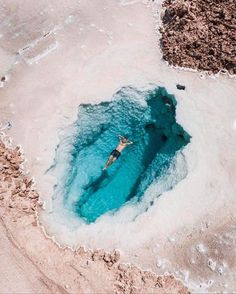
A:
[126,141,133,145]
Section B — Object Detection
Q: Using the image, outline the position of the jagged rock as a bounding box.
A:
[11,190,19,197]
[98,249,105,257]
[110,250,120,263]
[29,192,39,199]
[92,251,101,261]
[103,253,111,262]
[26,179,33,188]
[118,264,127,271]
[155,277,163,288]
[18,192,26,197]
[160,0,236,75]
[76,247,86,255]
[21,183,27,192]
[92,249,106,261]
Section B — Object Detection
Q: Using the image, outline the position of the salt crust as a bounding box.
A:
[0,0,235,292]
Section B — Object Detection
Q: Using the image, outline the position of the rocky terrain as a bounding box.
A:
[160,0,236,75]
[0,137,188,293]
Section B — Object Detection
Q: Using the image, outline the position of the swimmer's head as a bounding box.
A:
[121,137,128,143]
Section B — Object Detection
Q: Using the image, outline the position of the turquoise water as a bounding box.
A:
[60,86,190,223]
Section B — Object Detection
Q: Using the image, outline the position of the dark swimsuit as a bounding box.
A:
[110,149,120,159]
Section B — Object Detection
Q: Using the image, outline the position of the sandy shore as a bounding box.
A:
[0,0,236,292]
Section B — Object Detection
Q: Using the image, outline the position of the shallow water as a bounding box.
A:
[52,86,190,223]
[49,87,190,223]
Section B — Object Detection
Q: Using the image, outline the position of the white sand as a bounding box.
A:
[0,0,236,291]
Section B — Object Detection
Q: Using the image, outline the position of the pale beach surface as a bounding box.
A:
[0,0,235,292]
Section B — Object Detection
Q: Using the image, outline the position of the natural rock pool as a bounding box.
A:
[50,86,190,223]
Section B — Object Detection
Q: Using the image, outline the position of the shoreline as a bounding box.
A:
[0,136,188,293]
[0,0,236,292]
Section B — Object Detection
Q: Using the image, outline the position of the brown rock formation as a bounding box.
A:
[160,0,236,74]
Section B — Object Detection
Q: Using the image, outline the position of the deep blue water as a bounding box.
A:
[59,86,190,223]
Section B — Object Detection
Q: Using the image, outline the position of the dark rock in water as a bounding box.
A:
[176,84,186,90]
[1,76,6,82]
[160,0,236,75]
[161,134,168,141]
[145,123,156,130]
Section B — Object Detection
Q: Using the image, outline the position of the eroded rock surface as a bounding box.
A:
[160,0,236,74]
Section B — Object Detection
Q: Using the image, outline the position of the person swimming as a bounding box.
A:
[103,135,133,170]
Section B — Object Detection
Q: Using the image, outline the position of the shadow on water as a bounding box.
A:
[77,170,110,209]
[59,86,190,223]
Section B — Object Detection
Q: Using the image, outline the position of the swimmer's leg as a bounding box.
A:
[103,155,117,170]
